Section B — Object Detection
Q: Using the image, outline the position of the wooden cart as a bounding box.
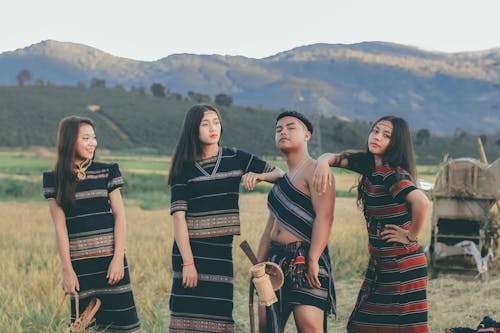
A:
[429,158,500,279]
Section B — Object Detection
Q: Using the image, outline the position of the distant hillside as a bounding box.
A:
[1,40,498,135]
[0,86,499,164]
[0,86,352,156]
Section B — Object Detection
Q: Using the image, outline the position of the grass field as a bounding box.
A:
[1,150,499,332]
[2,199,500,332]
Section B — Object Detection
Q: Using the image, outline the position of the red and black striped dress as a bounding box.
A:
[347,156,429,333]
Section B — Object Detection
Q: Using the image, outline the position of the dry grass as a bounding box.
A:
[1,195,499,332]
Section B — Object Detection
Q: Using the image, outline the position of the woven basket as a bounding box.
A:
[49,293,101,332]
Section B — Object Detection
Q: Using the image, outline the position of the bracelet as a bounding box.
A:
[181,261,194,267]
[405,232,417,243]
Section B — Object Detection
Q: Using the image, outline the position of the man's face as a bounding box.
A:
[275,116,310,152]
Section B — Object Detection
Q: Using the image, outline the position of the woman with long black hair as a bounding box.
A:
[168,104,283,332]
[313,115,429,333]
[43,116,142,332]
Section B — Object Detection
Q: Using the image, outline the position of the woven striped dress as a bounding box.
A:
[43,162,142,333]
[169,147,274,333]
[346,156,428,333]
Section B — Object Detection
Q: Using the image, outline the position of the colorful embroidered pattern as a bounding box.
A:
[170,147,274,238]
[169,237,236,333]
[169,147,274,332]
[43,162,141,332]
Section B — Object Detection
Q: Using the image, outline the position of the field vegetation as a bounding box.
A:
[0,150,499,332]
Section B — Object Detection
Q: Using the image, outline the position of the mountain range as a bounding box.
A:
[1,40,499,134]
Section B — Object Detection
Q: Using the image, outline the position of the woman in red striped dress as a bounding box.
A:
[313,115,430,333]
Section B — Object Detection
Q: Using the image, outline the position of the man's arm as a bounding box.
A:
[307,162,335,288]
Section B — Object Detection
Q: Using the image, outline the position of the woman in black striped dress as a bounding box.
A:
[313,116,430,333]
[167,104,283,332]
[43,116,141,332]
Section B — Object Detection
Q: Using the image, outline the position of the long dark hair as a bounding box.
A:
[373,115,416,178]
[168,104,223,184]
[54,116,96,208]
[341,115,417,207]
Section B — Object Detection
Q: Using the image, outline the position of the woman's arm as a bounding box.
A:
[381,189,430,244]
[320,153,349,168]
[259,167,285,183]
[405,190,430,242]
[313,153,349,193]
[242,167,284,191]
[48,199,80,294]
[172,211,198,288]
[108,189,126,285]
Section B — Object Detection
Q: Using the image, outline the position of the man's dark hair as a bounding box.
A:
[276,110,313,134]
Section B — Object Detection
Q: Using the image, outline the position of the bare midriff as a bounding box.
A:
[270,218,303,244]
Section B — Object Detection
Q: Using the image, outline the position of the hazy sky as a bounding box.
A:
[2,0,499,61]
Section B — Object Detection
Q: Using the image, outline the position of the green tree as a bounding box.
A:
[215,93,233,106]
[16,69,32,86]
[331,121,362,146]
[416,128,431,145]
[454,128,468,140]
[188,91,211,103]
[90,78,106,88]
[150,83,166,97]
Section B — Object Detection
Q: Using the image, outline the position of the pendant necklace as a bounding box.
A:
[74,159,92,181]
[288,157,312,182]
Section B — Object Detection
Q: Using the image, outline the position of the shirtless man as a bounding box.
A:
[256,111,336,333]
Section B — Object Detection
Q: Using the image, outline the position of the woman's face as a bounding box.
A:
[74,124,96,163]
[368,120,393,157]
[198,110,221,146]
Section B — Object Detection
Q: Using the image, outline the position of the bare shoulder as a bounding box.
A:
[288,159,315,195]
[301,159,319,191]
[304,159,318,182]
